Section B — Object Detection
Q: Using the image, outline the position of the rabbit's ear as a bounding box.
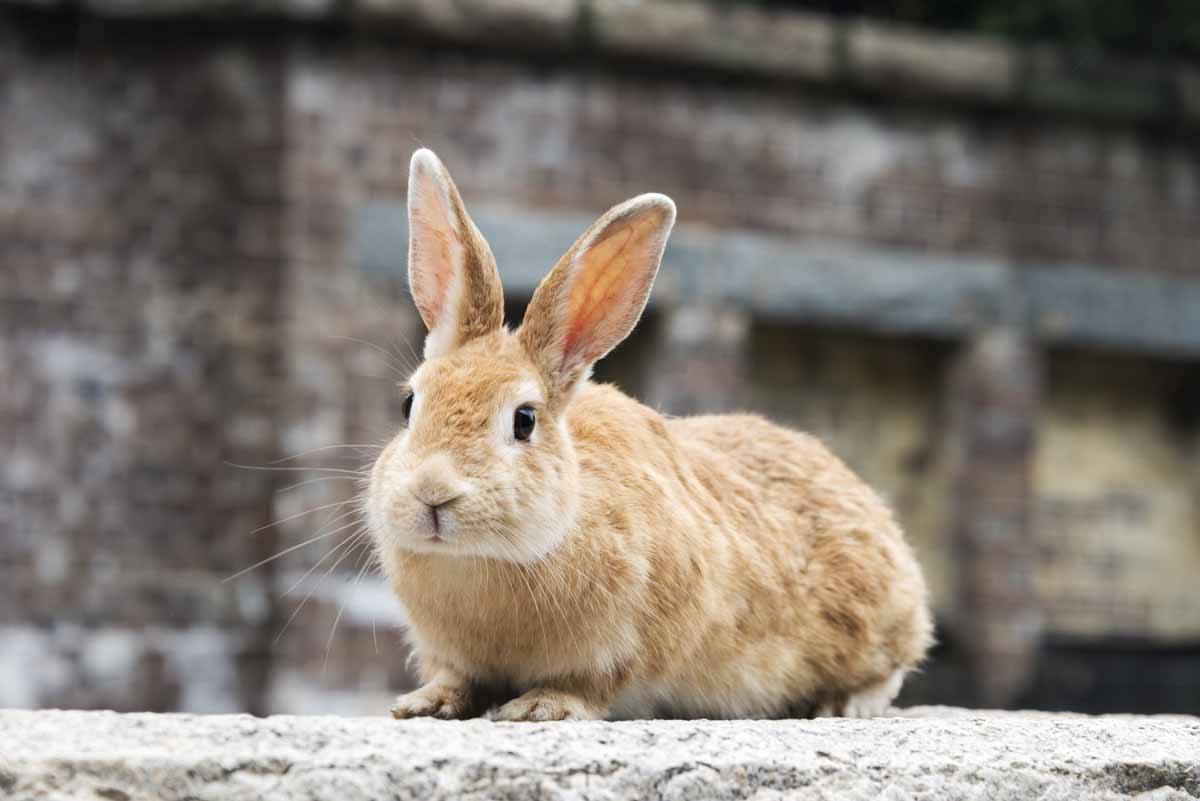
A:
[519,193,675,395]
[407,149,504,360]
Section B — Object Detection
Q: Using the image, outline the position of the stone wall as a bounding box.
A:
[1035,351,1200,640]
[1,0,1198,716]
[278,38,1200,710]
[0,20,289,713]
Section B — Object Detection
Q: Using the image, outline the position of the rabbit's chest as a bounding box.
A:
[395,567,639,686]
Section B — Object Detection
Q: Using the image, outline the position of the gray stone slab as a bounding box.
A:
[710,232,1018,336]
[1026,265,1200,358]
[1,707,1198,800]
[357,201,1200,357]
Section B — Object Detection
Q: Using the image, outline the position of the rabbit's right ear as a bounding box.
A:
[407,149,504,360]
[519,193,675,398]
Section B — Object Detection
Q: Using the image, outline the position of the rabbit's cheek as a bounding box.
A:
[509,489,578,562]
[366,445,405,530]
[366,470,427,550]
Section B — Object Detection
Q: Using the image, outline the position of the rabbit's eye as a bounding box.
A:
[513,405,536,441]
[401,392,414,425]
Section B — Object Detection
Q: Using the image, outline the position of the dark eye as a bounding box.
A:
[513,405,536,441]
[401,392,414,425]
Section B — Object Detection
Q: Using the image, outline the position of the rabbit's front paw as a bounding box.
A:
[391,681,477,720]
[814,669,905,719]
[492,688,601,722]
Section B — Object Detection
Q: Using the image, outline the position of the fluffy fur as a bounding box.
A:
[367,149,933,722]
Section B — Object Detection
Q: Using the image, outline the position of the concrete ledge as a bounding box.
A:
[2,707,1198,800]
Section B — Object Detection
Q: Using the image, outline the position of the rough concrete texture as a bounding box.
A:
[0,708,1197,800]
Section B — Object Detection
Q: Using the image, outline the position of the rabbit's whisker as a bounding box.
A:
[324,545,374,678]
[329,335,415,379]
[267,443,383,465]
[329,550,378,667]
[322,604,345,676]
[274,527,367,645]
[276,475,359,495]
[226,462,367,476]
[245,499,354,537]
[281,518,365,595]
[223,523,349,583]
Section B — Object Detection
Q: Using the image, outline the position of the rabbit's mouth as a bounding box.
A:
[414,501,457,545]
[365,491,462,555]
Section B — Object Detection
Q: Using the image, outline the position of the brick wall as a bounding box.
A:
[2,8,1198,714]
[277,41,1200,710]
[0,22,289,712]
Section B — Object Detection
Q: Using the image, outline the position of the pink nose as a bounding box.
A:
[410,483,460,509]
[407,453,465,509]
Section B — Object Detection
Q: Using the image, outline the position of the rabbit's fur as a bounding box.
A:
[367,149,933,721]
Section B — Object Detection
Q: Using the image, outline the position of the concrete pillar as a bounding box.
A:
[643,304,751,416]
[948,327,1043,707]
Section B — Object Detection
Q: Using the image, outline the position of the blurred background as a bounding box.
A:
[2,0,1198,717]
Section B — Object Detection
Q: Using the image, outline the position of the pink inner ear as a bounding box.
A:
[561,223,647,367]
[412,218,457,328]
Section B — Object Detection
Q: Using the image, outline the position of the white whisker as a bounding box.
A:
[330,335,414,379]
[322,605,346,675]
[282,519,364,595]
[268,443,382,465]
[276,475,359,495]
[226,461,366,476]
[274,528,366,645]
[222,527,344,583]
[246,499,352,537]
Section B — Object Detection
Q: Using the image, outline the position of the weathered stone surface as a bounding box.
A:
[0,708,1198,800]
[947,329,1043,707]
[589,0,835,82]
[3,0,1199,124]
[0,24,290,715]
[355,0,577,46]
[358,202,1200,355]
[1026,267,1200,358]
[848,18,1014,99]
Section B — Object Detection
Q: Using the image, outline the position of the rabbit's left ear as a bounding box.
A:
[519,193,675,396]
[407,149,504,360]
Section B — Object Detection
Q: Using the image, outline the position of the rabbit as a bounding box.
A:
[366,148,934,722]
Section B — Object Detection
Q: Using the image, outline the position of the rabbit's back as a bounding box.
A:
[579,404,934,718]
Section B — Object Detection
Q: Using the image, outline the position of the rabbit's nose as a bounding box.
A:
[408,453,466,508]
[410,483,461,510]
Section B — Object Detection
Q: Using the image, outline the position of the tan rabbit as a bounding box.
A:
[366,149,933,722]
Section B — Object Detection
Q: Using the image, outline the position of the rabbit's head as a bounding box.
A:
[366,149,675,563]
